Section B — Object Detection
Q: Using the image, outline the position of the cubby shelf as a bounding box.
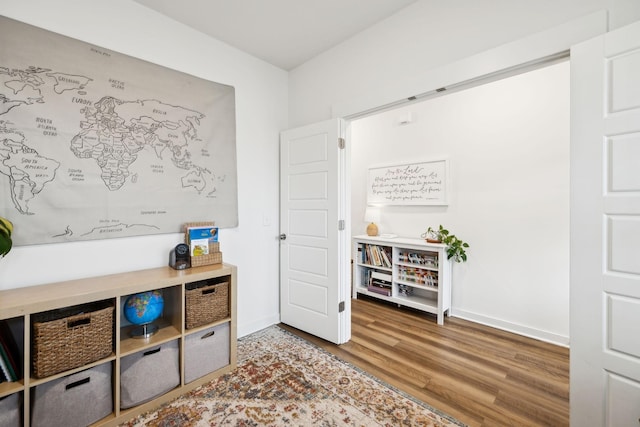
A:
[352,235,451,324]
[0,263,236,427]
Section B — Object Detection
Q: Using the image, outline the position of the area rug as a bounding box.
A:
[121,325,465,426]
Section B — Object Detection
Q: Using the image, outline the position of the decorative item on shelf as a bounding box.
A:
[184,221,223,267]
[169,243,191,270]
[123,290,164,339]
[421,225,470,262]
[398,283,414,296]
[422,227,441,243]
[364,207,380,236]
[0,216,13,258]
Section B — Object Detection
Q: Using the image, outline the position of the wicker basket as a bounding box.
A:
[191,250,223,267]
[32,302,114,378]
[185,281,229,329]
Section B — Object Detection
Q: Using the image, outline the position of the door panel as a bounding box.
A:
[607,49,640,112]
[289,134,328,164]
[608,133,640,191]
[290,210,328,237]
[289,171,328,199]
[608,216,640,275]
[606,374,640,427]
[570,19,640,426]
[289,279,328,313]
[280,119,350,344]
[289,245,328,276]
[607,295,640,357]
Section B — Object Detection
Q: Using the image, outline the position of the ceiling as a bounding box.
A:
[133,0,418,71]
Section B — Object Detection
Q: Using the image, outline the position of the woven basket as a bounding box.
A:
[191,250,223,267]
[185,281,229,329]
[32,302,114,378]
[184,221,223,267]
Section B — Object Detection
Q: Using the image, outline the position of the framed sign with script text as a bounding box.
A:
[367,159,448,206]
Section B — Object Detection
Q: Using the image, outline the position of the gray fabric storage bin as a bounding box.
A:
[184,322,230,383]
[31,362,112,427]
[0,392,21,427]
[120,339,180,409]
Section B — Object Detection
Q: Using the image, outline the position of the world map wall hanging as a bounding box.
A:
[0,16,238,246]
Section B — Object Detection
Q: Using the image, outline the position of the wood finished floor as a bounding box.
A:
[280,297,569,427]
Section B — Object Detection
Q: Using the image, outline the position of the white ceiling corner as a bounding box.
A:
[133,0,418,70]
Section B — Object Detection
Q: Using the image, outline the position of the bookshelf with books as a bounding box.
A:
[352,235,452,325]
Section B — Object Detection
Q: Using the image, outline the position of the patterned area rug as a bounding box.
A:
[122,325,465,426]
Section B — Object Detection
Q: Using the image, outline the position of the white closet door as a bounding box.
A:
[570,20,640,426]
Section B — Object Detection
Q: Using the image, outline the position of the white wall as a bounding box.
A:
[289,0,640,128]
[0,0,287,338]
[351,61,570,344]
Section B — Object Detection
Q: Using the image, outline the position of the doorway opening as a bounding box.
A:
[347,56,571,345]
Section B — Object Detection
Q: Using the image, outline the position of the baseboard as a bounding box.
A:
[450,308,570,347]
[238,313,281,339]
[252,309,570,348]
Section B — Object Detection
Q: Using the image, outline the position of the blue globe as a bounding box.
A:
[124,291,164,326]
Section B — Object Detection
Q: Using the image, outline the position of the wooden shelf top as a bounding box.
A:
[353,235,447,248]
[0,263,236,319]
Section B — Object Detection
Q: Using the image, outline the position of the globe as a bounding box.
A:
[124,290,164,338]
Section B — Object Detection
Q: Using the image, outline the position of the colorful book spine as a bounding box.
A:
[0,322,19,382]
[0,344,16,381]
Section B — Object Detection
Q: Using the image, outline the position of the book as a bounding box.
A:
[380,248,392,268]
[0,321,19,381]
[371,271,392,283]
[365,245,373,265]
[367,284,391,296]
[369,268,392,296]
[0,348,12,382]
[187,226,219,256]
[371,245,381,266]
[0,343,16,381]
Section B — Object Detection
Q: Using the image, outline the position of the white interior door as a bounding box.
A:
[280,119,350,344]
[570,20,640,426]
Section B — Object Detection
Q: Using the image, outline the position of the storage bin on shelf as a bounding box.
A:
[31,362,112,427]
[31,301,114,378]
[184,322,230,383]
[185,279,230,329]
[120,339,180,409]
[0,392,21,427]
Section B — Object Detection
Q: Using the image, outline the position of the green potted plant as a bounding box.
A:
[0,217,13,258]
[422,225,469,263]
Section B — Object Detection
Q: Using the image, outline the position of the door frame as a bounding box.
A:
[338,120,352,342]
